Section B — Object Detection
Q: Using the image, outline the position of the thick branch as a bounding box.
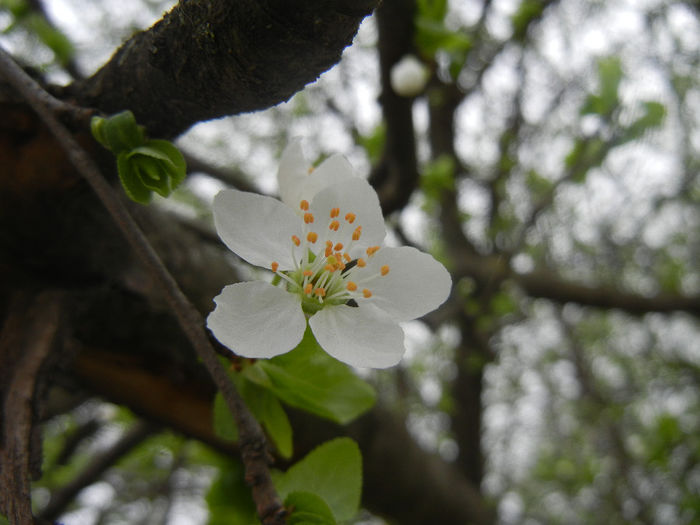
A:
[0,291,63,523]
[65,0,377,138]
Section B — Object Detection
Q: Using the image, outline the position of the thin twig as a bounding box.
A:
[0,46,286,524]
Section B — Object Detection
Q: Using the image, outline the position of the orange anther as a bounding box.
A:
[300,200,309,211]
[324,264,336,272]
[343,253,351,262]
[381,265,390,276]
[271,262,279,272]
[347,281,358,291]
[352,226,362,241]
[345,213,356,223]
[304,283,313,294]
[363,289,372,298]
[357,258,366,267]
[330,207,340,218]
[292,235,301,246]
[304,212,314,224]
[325,245,333,257]
[303,270,313,276]
[307,232,318,243]
[334,243,344,251]
[366,246,380,256]
[329,220,340,231]
[314,287,326,297]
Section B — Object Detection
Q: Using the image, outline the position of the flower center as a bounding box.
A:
[270,199,390,315]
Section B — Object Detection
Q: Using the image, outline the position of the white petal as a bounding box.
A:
[299,154,356,201]
[277,140,310,207]
[309,304,405,368]
[207,282,306,359]
[213,189,302,270]
[309,177,386,248]
[354,246,452,321]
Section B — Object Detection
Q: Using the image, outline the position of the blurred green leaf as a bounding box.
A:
[581,57,623,117]
[421,154,455,199]
[620,101,666,142]
[206,459,258,525]
[212,391,238,442]
[416,0,448,22]
[273,438,362,522]
[512,0,545,40]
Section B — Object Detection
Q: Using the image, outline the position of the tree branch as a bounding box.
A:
[64,0,378,138]
[0,46,285,524]
[0,291,63,523]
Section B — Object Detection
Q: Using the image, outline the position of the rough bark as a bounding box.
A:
[64,0,378,138]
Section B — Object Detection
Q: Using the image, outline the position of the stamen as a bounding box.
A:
[343,253,351,262]
[329,220,340,231]
[357,258,366,268]
[345,213,356,223]
[307,232,318,243]
[347,281,358,291]
[352,226,362,241]
[330,207,340,218]
[334,242,344,251]
[291,235,301,247]
[314,287,326,297]
[304,212,314,224]
[363,289,372,298]
[381,265,390,276]
[324,264,336,272]
[300,200,309,211]
[271,262,279,272]
[303,270,313,277]
[366,246,380,256]
[304,283,313,295]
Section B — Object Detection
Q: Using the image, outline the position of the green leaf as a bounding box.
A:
[206,459,258,525]
[415,17,472,57]
[236,377,293,459]
[117,152,153,204]
[274,438,362,522]
[245,328,376,424]
[285,492,336,525]
[0,513,9,525]
[92,110,145,153]
[212,391,238,442]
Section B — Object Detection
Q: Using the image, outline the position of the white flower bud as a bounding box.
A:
[390,55,430,97]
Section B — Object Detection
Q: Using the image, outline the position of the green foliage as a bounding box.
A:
[581,57,623,118]
[244,328,376,425]
[273,438,362,523]
[511,0,546,41]
[285,492,336,525]
[206,459,258,525]
[620,101,666,143]
[357,123,385,165]
[213,379,293,458]
[421,154,456,200]
[91,111,186,204]
[0,0,74,66]
[414,0,471,78]
[564,137,607,183]
[0,514,9,525]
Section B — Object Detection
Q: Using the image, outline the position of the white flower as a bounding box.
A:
[390,55,430,97]
[206,141,451,368]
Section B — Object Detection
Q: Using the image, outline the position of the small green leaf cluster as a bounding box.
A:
[91,111,186,204]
